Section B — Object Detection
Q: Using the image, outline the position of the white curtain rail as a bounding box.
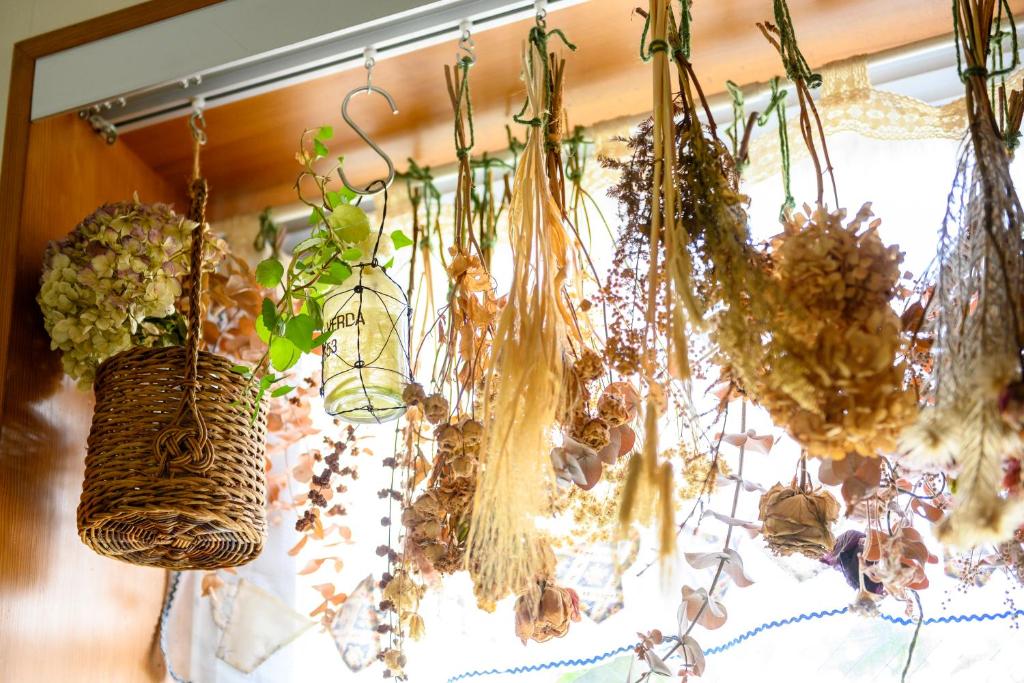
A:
[36,0,589,131]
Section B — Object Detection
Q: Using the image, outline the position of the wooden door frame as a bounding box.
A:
[0,0,223,414]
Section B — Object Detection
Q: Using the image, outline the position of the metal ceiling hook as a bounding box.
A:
[338,52,399,196]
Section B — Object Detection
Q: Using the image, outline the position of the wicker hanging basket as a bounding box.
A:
[78,174,268,570]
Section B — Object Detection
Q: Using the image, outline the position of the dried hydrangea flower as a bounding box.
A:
[37,197,226,386]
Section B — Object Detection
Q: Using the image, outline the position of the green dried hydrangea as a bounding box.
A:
[37,197,226,387]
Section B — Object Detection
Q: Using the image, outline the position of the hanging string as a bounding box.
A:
[760,77,796,217]
[154,110,214,476]
[771,0,822,88]
[759,5,837,209]
[954,0,1019,82]
[511,12,577,127]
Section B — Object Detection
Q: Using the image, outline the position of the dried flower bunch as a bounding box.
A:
[551,352,638,490]
[511,540,581,644]
[38,197,226,386]
[906,0,1024,547]
[728,8,916,461]
[756,204,916,459]
[758,477,840,559]
[403,384,482,575]
[467,29,580,605]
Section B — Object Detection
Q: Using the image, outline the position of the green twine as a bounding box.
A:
[772,0,822,88]
[724,80,746,161]
[563,125,593,183]
[953,0,1019,82]
[512,16,577,127]
[453,56,476,159]
[396,158,441,242]
[764,77,795,218]
[677,0,692,60]
[641,1,692,62]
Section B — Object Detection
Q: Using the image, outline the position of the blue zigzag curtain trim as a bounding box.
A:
[446,606,1024,682]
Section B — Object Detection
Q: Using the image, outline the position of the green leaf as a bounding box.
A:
[316,125,334,140]
[255,258,284,288]
[302,295,323,329]
[230,364,251,376]
[319,260,353,285]
[255,314,271,343]
[338,185,357,204]
[261,298,278,328]
[292,235,323,255]
[383,257,395,269]
[285,313,316,353]
[271,384,296,398]
[313,138,329,158]
[311,333,331,348]
[325,190,343,209]
[270,336,301,372]
[391,229,414,249]
[308,206,325,226]
[341,247,362,261]
[327,204,370,243]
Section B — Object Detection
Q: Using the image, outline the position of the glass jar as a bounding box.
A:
[321,239,409,424]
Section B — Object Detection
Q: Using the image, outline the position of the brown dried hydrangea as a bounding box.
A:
[756,204,916,459]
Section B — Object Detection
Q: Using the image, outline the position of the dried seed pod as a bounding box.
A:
[597,391,629,427]
[573,348,605,383]
[461,419,484,447]
[423,393,450,424]
[403,382,427,405]
[436,424,463,451]
[580,418,611,451]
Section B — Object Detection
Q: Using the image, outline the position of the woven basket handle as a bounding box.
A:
[153,122,215,477]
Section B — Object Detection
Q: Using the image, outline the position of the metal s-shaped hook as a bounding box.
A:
[338,57,399,196]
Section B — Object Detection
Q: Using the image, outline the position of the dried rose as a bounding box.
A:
[461,419,484,447]
[402,382,427,405]
[422,393,450,424]
[514,583,581,644]
[758,482,840,559]
[436,424,462,451]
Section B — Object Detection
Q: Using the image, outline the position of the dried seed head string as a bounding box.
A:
[758,0,838,209]
[466,35,572,604]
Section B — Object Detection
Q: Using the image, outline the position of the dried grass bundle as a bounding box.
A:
[466,40,574,602]
[907,0,1024,546]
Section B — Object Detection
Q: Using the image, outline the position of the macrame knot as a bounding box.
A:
[154,396,215,477]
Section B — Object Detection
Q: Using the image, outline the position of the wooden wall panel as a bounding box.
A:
[0,113,186,683]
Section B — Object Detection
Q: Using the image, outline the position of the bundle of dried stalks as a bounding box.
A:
[466,38,575,603]
[907,0,1024,546]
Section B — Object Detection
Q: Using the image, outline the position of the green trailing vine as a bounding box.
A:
[232,125,413,409]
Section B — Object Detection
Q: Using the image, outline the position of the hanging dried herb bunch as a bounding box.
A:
[906,0,1024,547]
[466,24,579,605]
[741,2,916,460]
